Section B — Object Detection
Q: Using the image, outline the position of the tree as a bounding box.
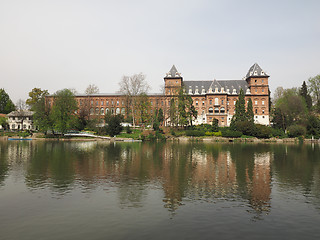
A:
[272,88,307,130]
[177,88,197,128]
[136,93,151,127]
[0,116,8,130]
[85,84,99,95]
[33,96,53,133]
[230,89,246,129]
[169,98,178,127]
[16,99,28,111]
[50,89,78,134]
[118,73,150,127]
[308,75,320,107]
[299,81,312,110]
[246,98,254,123]
[26,88,49,110]
[105,112,123,136]
[0,89,15,114]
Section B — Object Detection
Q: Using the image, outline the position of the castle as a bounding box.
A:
[47,63,270,126]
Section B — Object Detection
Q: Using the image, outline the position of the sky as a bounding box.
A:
[1,0,320,103]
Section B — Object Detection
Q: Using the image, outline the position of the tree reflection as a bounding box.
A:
[2,141,320,217]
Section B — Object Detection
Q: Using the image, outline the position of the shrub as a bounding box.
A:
[254,124,271,138]
[213,131,222,137]
[185,130,205,137]
[271,128,286,138]
[233,121,256,136]
[125,125,132,134]
[287,125,306,138]
[221,129,242,138]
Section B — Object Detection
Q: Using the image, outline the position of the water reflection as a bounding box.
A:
[0,141,320,216]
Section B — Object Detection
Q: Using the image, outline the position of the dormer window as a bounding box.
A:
[254,71,258,75]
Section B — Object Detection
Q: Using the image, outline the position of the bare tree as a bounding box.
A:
[119,73,150,127]
[85,84,99,95]
[16,99,28,111]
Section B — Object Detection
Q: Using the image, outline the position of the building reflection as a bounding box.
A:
[5,141,319,216]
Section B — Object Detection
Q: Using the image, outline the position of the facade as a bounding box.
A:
[7,110,35,130]
[164,63,270,126]
[46,63,270,127]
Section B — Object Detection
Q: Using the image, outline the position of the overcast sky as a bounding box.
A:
[1,0,319,103]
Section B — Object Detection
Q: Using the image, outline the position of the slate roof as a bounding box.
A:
[7,110,34,117]
[183,80,249,95]
[165,65,181,78]
[246,63,269,79]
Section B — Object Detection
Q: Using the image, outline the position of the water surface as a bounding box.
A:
[0,141,320,239]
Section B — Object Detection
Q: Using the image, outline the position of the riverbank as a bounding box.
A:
[1,135,319,144]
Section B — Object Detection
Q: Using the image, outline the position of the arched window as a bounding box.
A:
[95,108,99,115]
[215,107,219,113]
[220,107,225,113]
[116,108,120,114]
[121,108,125,114]
[111,108,114,114]
[106,108,109,113]
[209,107,213,114]
[90,108,94,115]
[101,108,104,115]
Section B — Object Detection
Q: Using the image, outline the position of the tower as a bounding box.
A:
[245,63,269,96]
[245,63,270,125]
[164,65,183,95]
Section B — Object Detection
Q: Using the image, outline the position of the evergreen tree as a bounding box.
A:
[246,98,254,123]
[178,89,188,127]
[299,81,312,110]
[105,112,123,136]
[230,89,246,129]
[169,98,178,127]
[0,89,15,114]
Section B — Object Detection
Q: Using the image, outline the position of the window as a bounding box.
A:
[262,109,265,114]
[215,98,219,105]
[151,101,153,106]
[209,100,212,105]
[255,109,258,114]
[262,101,265,105]
[101,101,104,105]
[255,100,258,105]
[116,108,120,114]
[117,101,119,106]
[255,89,257,92]
[95,108,99,115]
[220,107,225,113]
[122,100,124,105]
[91,100,93,105]
[262,89,264,92]
[90,108,94,115]
[111,100,114,105]
[106,101,109,106]
[221,99,224,105]
[106,108,109,113]
[202,101,205,106]
[233,101,236,105]
[214,107,219,113]
[96,101,99,106]
[255,80,257,83]
[111,108,114,114]
[161,101,164,106]
[121,108,125,114]
[262,80,264,83]
[101,108,104,115]
[209,107,213,114]
[196,101,198,106]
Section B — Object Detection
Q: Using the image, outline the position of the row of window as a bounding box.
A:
[89,107,125,115]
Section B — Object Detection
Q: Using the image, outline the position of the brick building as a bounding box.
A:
[47,63,270,126]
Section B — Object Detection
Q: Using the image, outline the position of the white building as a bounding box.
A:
[7,110,35,131]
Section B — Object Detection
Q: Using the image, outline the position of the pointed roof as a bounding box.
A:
[246,63,269,79]
[165,65,182,78]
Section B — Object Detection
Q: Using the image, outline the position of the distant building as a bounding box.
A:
[7,110,35,130]
[46,63,270,126]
